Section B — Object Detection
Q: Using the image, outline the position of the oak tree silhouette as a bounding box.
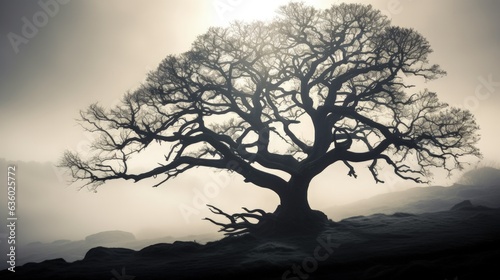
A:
[61,3,481,236]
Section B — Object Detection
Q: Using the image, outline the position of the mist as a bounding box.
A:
[1,1,500,278]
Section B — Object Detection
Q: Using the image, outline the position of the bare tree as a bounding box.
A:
[61,3,480,235]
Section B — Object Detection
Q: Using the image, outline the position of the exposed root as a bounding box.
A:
[204,204,330,238]
[203,204,273,237]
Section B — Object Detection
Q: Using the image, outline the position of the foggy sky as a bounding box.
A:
[1,0,500,243]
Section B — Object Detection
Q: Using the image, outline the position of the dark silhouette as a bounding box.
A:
[60,3,480,235]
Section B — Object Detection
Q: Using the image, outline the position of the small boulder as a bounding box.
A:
[84,246,135,261]
[137,241,202,258]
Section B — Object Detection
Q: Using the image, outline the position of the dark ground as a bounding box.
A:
[2,202,500,280]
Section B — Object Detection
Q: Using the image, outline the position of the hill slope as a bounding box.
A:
[325,167,500,220]
[2,203,500,279]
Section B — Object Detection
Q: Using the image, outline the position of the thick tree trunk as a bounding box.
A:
[270,176,328,234]
[276,177,311,218]
[204,176,329,237]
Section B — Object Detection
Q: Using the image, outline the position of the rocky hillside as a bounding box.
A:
[325,167,500,220]
[2,201,500,279]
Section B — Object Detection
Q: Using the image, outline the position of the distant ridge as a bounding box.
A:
[325,167,500,221]
[84,230,136,244]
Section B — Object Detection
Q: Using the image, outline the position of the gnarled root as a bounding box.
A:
[204,204,330,238]
[203,204,273,237]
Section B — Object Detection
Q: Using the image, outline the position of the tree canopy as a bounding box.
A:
[61,3,480,222]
